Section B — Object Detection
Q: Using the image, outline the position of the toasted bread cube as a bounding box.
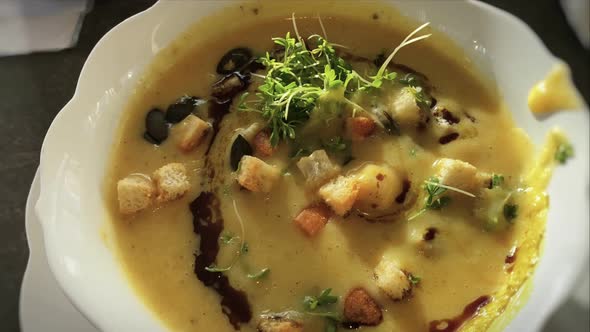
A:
[319,176,359,216]
[346,116,376,141]
[433,158,481,194]
[343,288,383,326]
[152,163,190,203]
[117,174,155,214]
[177,114,210,152]
[296,150,340,187]
[257,317,303,332]
[353,164,403,211]
[392,88,424,126]
[253,130,275,157]
[374,256,411,300]
[237,156,280,193]
[293,204,332,237]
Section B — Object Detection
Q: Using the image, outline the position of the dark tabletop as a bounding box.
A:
[0,1,588,331]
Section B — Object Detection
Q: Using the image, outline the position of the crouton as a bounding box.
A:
[353,164,403,211]
[392,88,425,126]
[319,175,359,216]
[374,257,411,300]
[152,163,190,203]
[253,130,275,157]
[257,317,303,332]
[293,204,332,237]
[177,114,210,152]
[343,288,383,326]
[117,174,155,214]
[433,158,482,194]
[296,150,340,187]
[237,155,280,193]
[346,116,376,141]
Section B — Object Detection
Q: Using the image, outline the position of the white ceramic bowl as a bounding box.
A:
[36,1,589,331]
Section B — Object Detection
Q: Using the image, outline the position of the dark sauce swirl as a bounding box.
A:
[429,296,491,332]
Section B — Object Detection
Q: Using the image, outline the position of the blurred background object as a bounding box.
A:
[561,0,590,49]
[0,0,91,56]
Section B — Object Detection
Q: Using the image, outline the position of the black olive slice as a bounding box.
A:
[145,108,168,144]
[165,96,204,123]
[211,72,250,102]
[230,134,253,171]
[216,47,253,75]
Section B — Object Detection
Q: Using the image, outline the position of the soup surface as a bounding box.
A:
[105,3,562,332]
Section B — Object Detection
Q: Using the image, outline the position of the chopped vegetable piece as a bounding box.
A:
[294,205,332,237]
[555,141,574,164]
[343,288,383,326]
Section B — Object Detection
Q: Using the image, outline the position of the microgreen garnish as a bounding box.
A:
[304,288,339,310]
[555,141,574,164]
[408,273,422,286]
[219,232,237,244]
[239,17,431,146]
[409,148,418,157]
[491,174,505,188]
[205,200,248,273]
[303,288,342,330]
[408,177,475,220]
[323,136,348,153]
[503,204,518,223]
[247,267,270,280]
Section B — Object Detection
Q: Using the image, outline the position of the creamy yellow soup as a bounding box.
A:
[105,2,559,332]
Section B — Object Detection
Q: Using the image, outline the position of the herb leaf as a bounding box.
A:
[323,136,348,153]
[503,204,518,223]
[555,141,574,164]
[408,273,421,286]
[247,268,270,280]
[219,232,237,244]
[491,174,505,188]
[303,288,341,327]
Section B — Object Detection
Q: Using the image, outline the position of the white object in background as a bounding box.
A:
[0,0,90,56]
[20,169,98,332]
[561,0,590,48]
[33,1,589,331]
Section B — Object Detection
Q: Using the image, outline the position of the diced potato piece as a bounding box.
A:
[374,257,411,300]
[177,114,210,152]
[237,156,280,193]
[343,288,383,326]
[257,317,303,332]
[353,164,403,211]
[253,130,275,157]
[433,158,483,194]
[392,88,424,126]
[319,175,359,216]
[117,174,155,214]
[296,150,340,187]
[153,163,190,203]
[293,205,332,237]
[346,116,376,141]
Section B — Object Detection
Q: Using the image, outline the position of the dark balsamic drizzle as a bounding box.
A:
[189,65,255,329]
[190,193,252,329]
[428,296,491,332]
